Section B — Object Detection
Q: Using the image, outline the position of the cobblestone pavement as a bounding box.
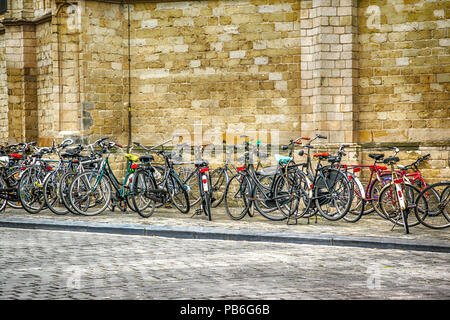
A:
[0,206,449,243]
[0,228,449,300]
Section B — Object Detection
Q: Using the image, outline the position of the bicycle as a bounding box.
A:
[283,134,353,222]
[223,136,297,221]
[129,137,190,217]
[68,137,135,216]
[378,156,422,234]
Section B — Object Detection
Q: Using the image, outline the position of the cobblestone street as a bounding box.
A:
[0,227,449,300]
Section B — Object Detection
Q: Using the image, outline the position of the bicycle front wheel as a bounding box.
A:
[415,182,450,229]
[379,183,421,228]
[68,171,111,216]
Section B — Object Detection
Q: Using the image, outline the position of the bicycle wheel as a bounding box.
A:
[18,168,46,214]
[210,167,228,208]
[275,169,310,219]
[343,173,365,223]
[182,169,201,207]
[202,191,212,221]
[5,167,22,209]
[415,182,450,229]
[224,173,251,220]
[44,170,69,215]
[0,176,7,212]
[253,175,288,221]
[369,174,392,219]
[69,171,111,216]
[167,173,190,214]
[59,172,80,215]
[379,183,421,228]
[314,168,352,221]
[130,169,157,218]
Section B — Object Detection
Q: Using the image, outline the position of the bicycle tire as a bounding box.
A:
[314,168,352,221]
[203,191,212,221]
[368,173,392,219]
[253,175,287,221]
[224,173,251,220]
[43,170,69,215]
[0,176,8,212]
[378,183,421,228]
[5,167,22,209]
[59,171,80,215]
[414,182,450,229]
[210,167,228,208]
[18,168,46,214]
[343,173,365,223]
[168,173,190,214]
[130,169,157,218]
[68,171,111,216]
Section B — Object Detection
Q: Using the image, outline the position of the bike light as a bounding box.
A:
[348,175,352,180]
[202,178,208,184]
[394,179,403,184]
[200,167,209,173]
[131,164,138,169]
[237,166,246,172]
[398,190,403,198]
[46,166,52,170]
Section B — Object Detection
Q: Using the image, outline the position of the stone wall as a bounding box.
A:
[358,0,449,144]
[129,0,302,145]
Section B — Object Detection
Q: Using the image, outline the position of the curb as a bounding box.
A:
[0,217,449,253]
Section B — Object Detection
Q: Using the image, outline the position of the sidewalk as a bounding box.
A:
[0,206,449,253]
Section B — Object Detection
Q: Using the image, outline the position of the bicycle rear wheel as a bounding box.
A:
[210,167,228,208]
[415,182,450,229]
[0,176,7,212]
[130,169,157,218]
[168,173,190,214]
[44,170,69,215]
[224,173,251,220]
[343,173,365,223]
[18,168,46,214]
[314,168,352,221]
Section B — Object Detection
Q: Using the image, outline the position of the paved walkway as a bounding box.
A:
[1,227,449,300]
[0,206,449,252]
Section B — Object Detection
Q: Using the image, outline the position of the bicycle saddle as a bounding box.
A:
[313,152,330,160]
[194,160,209,167]
[383,156,400,164]
[139,155,154,162]
[369,153,384,160]
[327,156,340,163]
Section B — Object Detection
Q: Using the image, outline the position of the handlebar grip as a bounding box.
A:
[301,137,311,140]
[115,143,123,148]
[317,135,327,139]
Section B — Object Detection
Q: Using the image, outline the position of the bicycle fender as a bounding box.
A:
[350,174,366,200]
